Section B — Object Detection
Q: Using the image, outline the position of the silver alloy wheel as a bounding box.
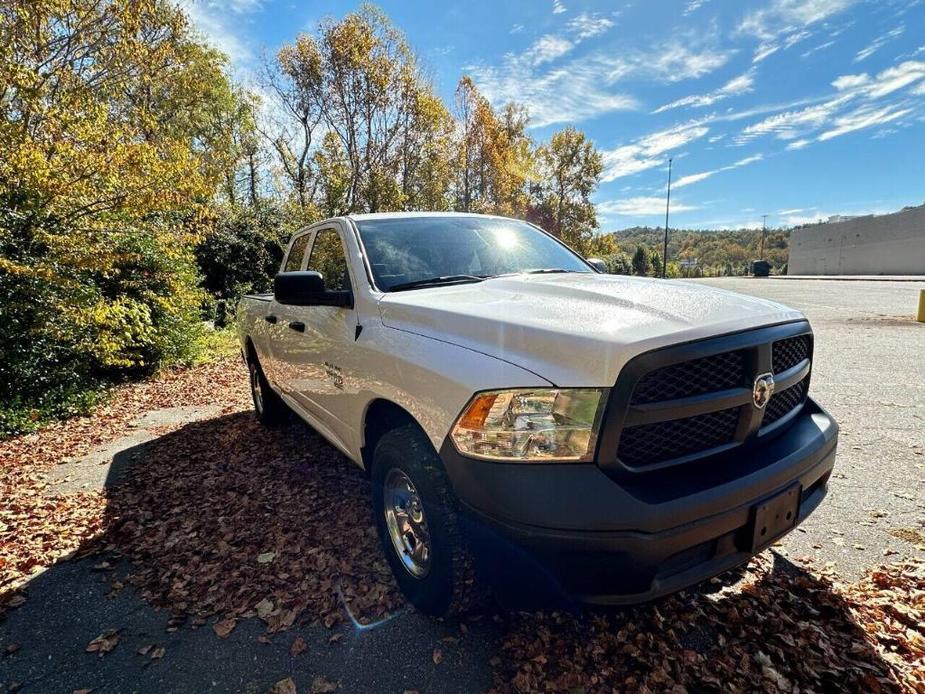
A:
[249,362,264,415]
[383,468,432,578]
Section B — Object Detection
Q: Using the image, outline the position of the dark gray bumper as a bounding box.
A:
[440,398,838,604]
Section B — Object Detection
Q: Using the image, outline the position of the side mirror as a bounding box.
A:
[273,271,353,308]
[586,257,608,274]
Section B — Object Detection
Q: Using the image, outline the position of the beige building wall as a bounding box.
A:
[788,205,925,275]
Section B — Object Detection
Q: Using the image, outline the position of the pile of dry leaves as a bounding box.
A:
[97,408,403,630]
[2,356,923,692]
[489,553,924,692]
[0,357,245,603]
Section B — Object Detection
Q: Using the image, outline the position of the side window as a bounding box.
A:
[283,233,311,272]
[308,229,351,292]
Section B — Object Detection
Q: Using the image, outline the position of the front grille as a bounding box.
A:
[762,379,807,427]
[618,408,740,467]
[772,335,811,374]
[607,324,814,472]
[630,350,746,404]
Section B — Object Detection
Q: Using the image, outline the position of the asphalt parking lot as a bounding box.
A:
[1,277,924,693]
[692,278,925,577]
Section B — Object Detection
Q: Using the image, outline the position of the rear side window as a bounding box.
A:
[308,229,351,291]
[283,233,311,272]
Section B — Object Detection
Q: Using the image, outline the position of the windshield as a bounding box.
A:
[354,216,592,291]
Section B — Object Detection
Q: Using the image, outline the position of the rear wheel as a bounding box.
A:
[248,353,287,425]
[371,423,487,616]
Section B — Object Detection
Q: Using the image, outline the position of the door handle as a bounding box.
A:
[288,321,305,333]
[265,315,278,324]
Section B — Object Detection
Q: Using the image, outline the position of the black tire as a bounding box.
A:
[247,352,287,426]
[371,423,487,617]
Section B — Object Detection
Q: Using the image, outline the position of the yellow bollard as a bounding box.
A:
[919,289,925,323]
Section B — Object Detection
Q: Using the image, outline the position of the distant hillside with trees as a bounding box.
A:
[605,226,791,278]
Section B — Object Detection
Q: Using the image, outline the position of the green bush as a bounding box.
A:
[0,209,207,437]
[601,252,633,275]
[196,205,290,302]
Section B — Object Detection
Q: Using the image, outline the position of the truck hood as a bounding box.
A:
[378,274,804,386]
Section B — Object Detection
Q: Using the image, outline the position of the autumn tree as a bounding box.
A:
[0,0,238,433]
[262,34,324,215]
[529,126,603,251]
[266,6,452,214]
[452,77,535,216]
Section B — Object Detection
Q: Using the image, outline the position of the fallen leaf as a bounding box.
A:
[269,677,297,694]
[290,637,307,657]
[432,648,443,665]
[256,598,274,620]
[257,552,276,564]
[213,617,237,639]
[310,676,338,693]
[85,630,120,656]
[150,646,165,659]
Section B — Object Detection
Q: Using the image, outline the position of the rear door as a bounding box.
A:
[265,229,313,386]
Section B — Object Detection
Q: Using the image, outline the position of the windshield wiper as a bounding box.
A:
[388,274,488,292]
[523,268,577,274]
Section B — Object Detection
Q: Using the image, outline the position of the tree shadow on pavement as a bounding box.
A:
[0,410,908,693]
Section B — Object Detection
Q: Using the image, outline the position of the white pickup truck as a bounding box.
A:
[237,212,838,615]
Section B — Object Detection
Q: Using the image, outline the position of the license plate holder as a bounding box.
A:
[751,484,801,551]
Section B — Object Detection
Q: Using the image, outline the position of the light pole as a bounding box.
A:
[662,157,672,278]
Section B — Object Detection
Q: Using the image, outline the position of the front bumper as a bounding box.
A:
[440,398,837,605]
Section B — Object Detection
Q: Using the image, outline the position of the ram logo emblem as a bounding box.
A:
[753,373,776,409]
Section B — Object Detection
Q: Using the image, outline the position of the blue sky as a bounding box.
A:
[183,0,925,231]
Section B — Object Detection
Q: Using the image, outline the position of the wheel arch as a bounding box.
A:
[361,398,433,474]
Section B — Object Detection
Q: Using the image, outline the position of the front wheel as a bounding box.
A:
[371,424,487,616]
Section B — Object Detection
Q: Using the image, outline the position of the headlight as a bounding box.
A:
[450,388,606,462]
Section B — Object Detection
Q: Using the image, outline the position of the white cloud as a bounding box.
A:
[645,43,732,82]
[818,103,912,141]
[600,124,710,181]
[778,208,805,214]
[801,40,835,58]
[864,60,925,98]
[671,171,715,188]
[854,25,904,62]
[737,60,925,148]
[832,73,869,90]
[510,23,525,34]
[737,96,851,143]
[739,0,856,40]
[598,197,700,216]
[523,35,574,66]
[470,40,730,127]
[566,12,615,40]
[180,0,261,68]
[654,70,755,113]
[683,0,710,16]
[470,54,637,128]
[782,30,811,49]
[552,0,567,14]
[672,153,764,188]
[753,42,780,63]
